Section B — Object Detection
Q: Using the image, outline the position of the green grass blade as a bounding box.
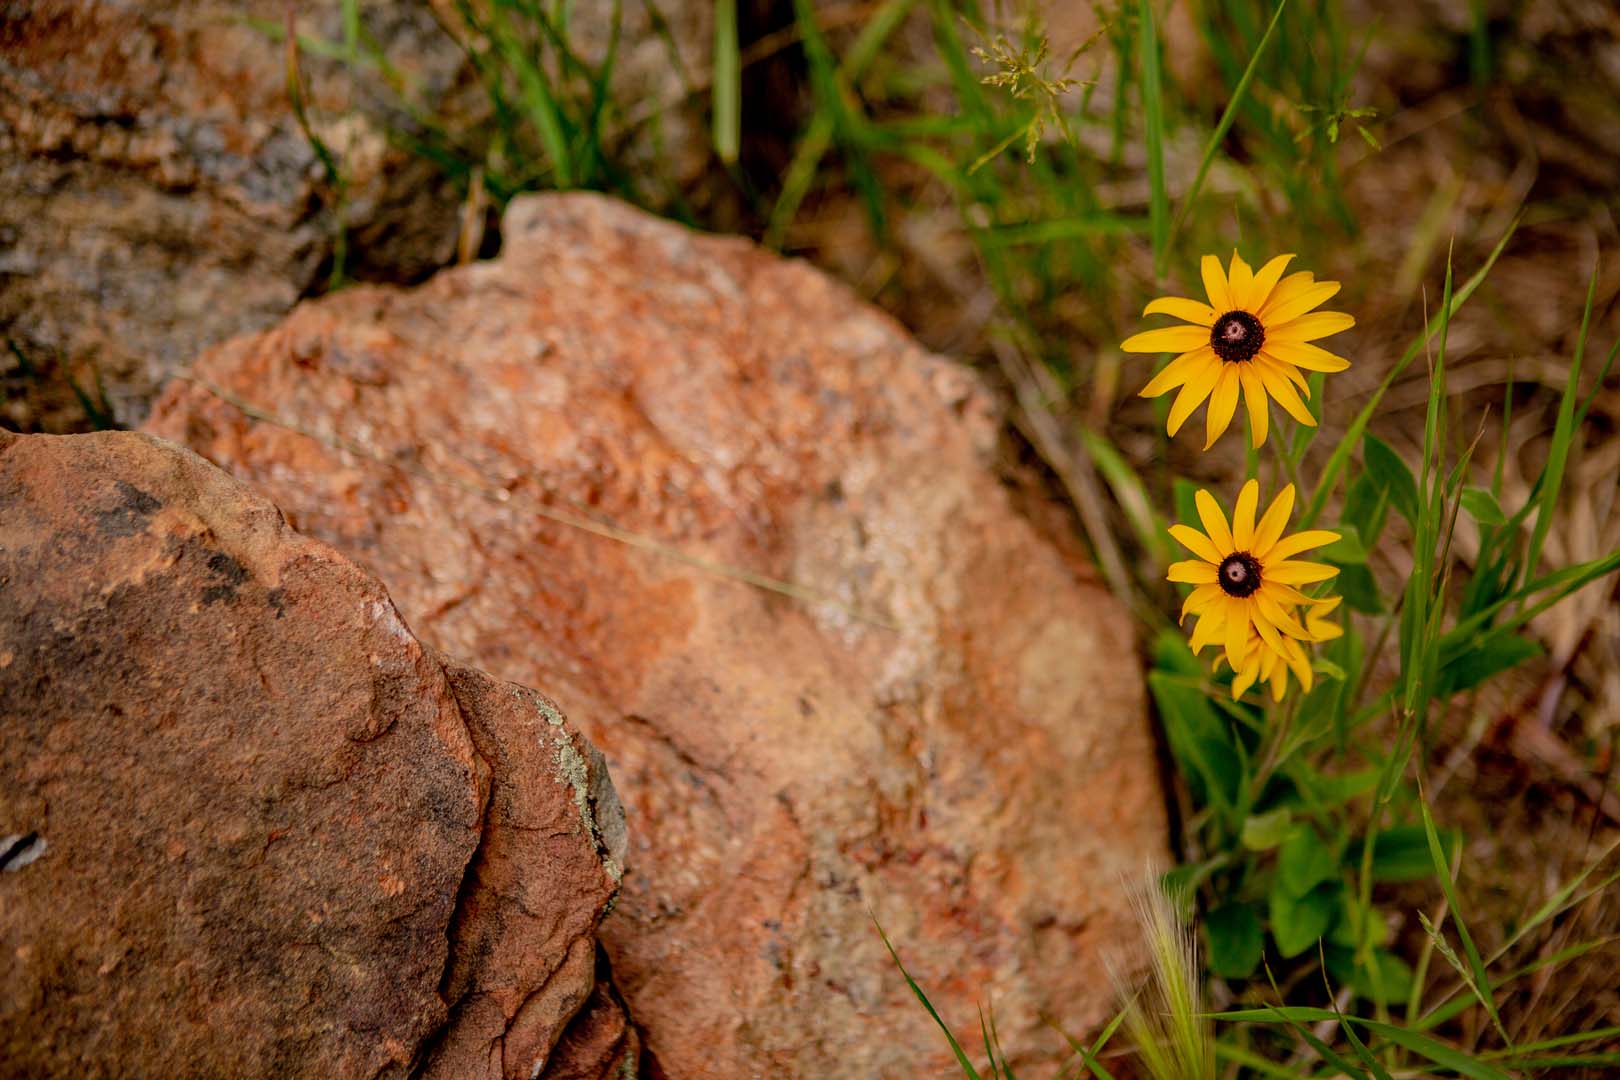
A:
[1168,0,1291,246]
[874,917,984,1079]
[1573,335,1620,433]
[1301,215,1520,528]
[1139,0,1169,275]
[711,0,739,163]
[1050,1009,1125,1080]
[1419,791,1510,1048]
[485,4,575,187]
[1524,264,1597,581]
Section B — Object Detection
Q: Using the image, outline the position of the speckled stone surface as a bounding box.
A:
[146,192,1169,1077]
[0,429,626,1079]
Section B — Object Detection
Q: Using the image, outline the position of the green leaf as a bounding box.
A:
[1438,632,1541,696]
[1314,657,1347,681]
[1336,562,1383,614]
[1305,765,1380,807]
[1343,471,1389,549]
[1363,434,1420,526]
[1241,808,1294,851]
[1328,946,1416,1005]
[1152,628,1204,678]
[1321,523,1370,564]
[1460,486,1507,526]
[1270,881,1339,958]
[1211,1011,1513,1080]
[1369,824,1444,882]
[1279,827,1340,896]
[1206,902,1264,980]
[1148,671,1245,819]
[1329,893,1387,949]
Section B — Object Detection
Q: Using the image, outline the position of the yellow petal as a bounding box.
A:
[1201,254,1232,312]
[1265,582,1315,606]
[1232,479,1260,550]
[1252,601,1285,654]
[1308,615,1344,642]
[1279,360,1312,394]
[1203,366,1241,450]
[1194,488,1235,553]
[1239,365,1269,449]
[1181,583,1222,623]
[1267,310,1356,343]
[1264,340,1351,373]
[1232,657,1260,699]
[1141,347,1217,399]
[1224,598,1251,669]
[1256,271,1317,320]
[1265,560,1340,585]
[1281,636,1313,692]
[1255,588,1311,638]
[1227,250,1256,310]
[1263,279,1341,326]
[1168,559,1219,584]
[1256,358,1318,425]
[1262,529,1340,562]
[1269,663,1288,701]
[1189,611,1221,653]
[1251,484,1297,558]
[1169,523,1225,564]
[1122,325,1213,353]
[1166,367,1217,437]
[1248,254,1296,311]
[1144,296,1219,325]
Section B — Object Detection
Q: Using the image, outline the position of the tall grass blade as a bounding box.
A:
[1169,0,1292,246]
[1419,791,1510,1047]
[875,917,984,1079]
[1524,263,1597,581]
[1139,0,1169,275]
[711,0,740,163]
[1302,215,1520,528]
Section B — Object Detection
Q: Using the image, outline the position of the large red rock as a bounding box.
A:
[146,192,1169,1076]
[0,430,626,1079]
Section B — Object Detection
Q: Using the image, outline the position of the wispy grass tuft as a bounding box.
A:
[1114,881,1216,1080]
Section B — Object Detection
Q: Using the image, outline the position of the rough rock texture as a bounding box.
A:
[147,192,1170,1077]
[0,430,626,1079]
[0,1,465,431]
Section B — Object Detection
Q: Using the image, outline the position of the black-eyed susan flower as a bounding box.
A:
[1122,252,1355,449]
[1169,480,1340,673]
[1205,627,1314,702]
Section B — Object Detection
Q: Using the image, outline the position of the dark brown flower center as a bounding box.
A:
[1210,310,1264,363]
[1218,552,1263,598]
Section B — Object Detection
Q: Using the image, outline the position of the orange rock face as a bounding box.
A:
[146,193,1169,1076]
[0,430,627,1079]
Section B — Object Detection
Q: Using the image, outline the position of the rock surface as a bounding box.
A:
[0,430,626,1079]
[0,1,465,431]
[147,192,1170,1076]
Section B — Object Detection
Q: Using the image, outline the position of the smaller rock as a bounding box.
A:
[0,430,627,1079]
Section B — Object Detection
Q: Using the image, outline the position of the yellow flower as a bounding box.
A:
[1206,628,1314,702]
[1169,480,1340,672]
[1122,251,1354,449]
